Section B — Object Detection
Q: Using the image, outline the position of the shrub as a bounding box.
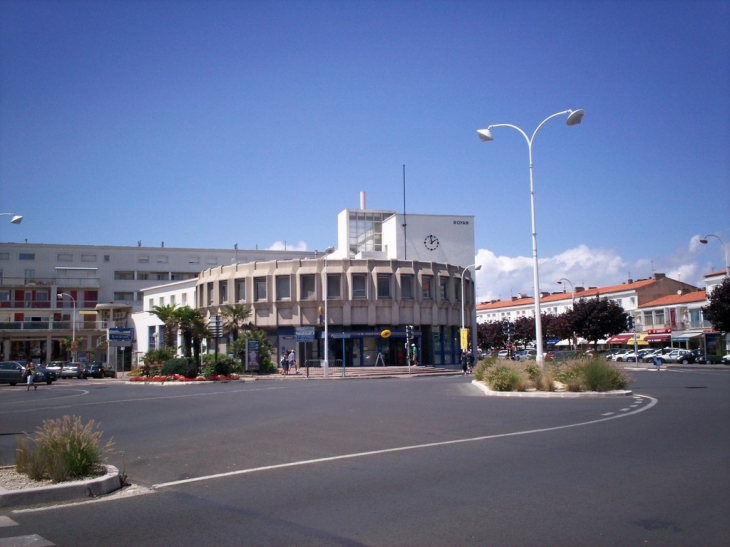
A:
[473,356,496,382]
[486,364,525,391]
[15,415,113,483]
[161,358,198,378]
[550,357,631,392]
[143,347,176,365]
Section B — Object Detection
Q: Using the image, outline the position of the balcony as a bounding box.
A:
[0,320,108,332]
[0,276,100,288]
[2,301,99,309]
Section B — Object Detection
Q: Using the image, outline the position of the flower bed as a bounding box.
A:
[128,373,241,383]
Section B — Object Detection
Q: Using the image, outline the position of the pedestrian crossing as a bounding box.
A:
[0,516,54,546]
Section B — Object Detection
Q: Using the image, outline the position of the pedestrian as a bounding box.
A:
[411,344,419,367]
[288,350,297,374]
[24,361,37,391]
[461,351,469,375]
[280,352,289,375]
[467,350,475,373]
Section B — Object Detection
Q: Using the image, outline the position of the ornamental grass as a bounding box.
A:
[15,415,114,483]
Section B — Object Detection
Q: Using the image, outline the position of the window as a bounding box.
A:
[160,297,165,306]
[0,253,9,260]
[300,275,315,300]
[114,271,134,280]
[235,279,246,302]
[170,295,176,305]
[276,275,291,300]
[327,274,341,299]
[152,272,169,281]
[207,282,214,305]
[182,293,187,305]
[439,277,449,301]
[36,290,49,301]
[219,281,228,303]
[137,273,149,280]
[0,290,10,302]
[19,253,35,260]
[81,254,97,262]
[377,274,391,299]
[171,272,196,281]
[455,279,462,302]
[189,256,200,264]
[156,255,169,264]
[422,275,433,299]
[114,292,134,301]
[104,255,110,262]
[138,255,150,263]
[206,257,218,265]
[401,274,414,299]
[655,310,665,326]
[352,273,367,298]
[148,298,154,310]
[25,269,35,281]
[255,277,267,301]
[57,253,73,262]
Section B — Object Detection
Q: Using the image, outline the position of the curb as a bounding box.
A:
[471,380,633,398]
[0,465,123,509]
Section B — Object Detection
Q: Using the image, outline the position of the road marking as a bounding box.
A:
[601,412,615,416]
[153,395,659,490]
[0,535,54,546]
[0,516,18,527]
[0,389,89,409]
[13,484,156,514]
[620,408,631,412]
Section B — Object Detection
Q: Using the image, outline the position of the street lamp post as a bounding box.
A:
[0,213,23,224]
[461,263,482,351]
[557,278,575,349]
[322,247,335,378]
[699,234,729,277]
[478,109,584,369]
[57,293,76,361]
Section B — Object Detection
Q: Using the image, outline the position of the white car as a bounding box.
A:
[722,353,730,364]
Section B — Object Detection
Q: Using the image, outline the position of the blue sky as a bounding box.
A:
[1,0,728,301]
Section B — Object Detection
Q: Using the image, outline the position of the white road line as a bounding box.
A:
[154,394,659,490]
[601,412,615,416]
[0,535,54,547]
[0,516,18,528]
[620,408,631,412]
[0,389,89,408]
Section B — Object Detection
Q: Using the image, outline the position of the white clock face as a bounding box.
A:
[424,234,439,250]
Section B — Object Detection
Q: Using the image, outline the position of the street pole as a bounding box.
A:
[699,234,729,277]
[322,247,335,378]
[478,109,584,370]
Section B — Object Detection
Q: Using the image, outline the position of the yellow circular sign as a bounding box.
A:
[380,329,391,338]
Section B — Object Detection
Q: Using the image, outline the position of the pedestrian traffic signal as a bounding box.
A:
[626,316,634,330]
[405,325,413,340]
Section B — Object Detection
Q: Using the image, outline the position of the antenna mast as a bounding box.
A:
[402,164,407,260]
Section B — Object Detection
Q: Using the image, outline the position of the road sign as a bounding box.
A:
[653,356,663,368]
[108,327,134,347]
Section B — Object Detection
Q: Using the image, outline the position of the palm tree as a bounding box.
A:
[149,304,178,348]
[221,303,252,342]
[174,306,204,358]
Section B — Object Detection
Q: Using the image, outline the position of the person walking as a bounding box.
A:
[288,350,297,374]
[25,361,37,391]
[461,351,469,375]
[280,352,289,375]
[467,350,475,374]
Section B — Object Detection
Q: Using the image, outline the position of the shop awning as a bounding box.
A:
[672,331,703,341]
[607,333,634,344]
[645,333,671,343]
[626,333,649,346]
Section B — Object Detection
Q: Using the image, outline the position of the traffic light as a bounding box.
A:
[405,325,413,340]
[502,320,510,334]
[626,316,634,330]
[508,323,515,336]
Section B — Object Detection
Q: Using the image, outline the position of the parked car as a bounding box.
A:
[676,349,706,364]
[603,348,624,360]
[0,361,56,385]
[497,350,510,359]
[545,350,579,362]
[80,362,115,379]
[621,349,654,363]
[59,362,83,379]
[46,361,67,376]
[721,353,730,364]
[611,349,633,361]
[516,349,537,361]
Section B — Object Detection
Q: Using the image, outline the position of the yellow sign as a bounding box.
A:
[460,328,469,350]
[380,329,392,338]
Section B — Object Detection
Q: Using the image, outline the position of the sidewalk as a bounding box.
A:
[252,365,464,380]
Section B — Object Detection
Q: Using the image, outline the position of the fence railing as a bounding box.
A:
[0,320,108,331]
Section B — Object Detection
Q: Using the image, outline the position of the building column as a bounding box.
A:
[46,334,52,364]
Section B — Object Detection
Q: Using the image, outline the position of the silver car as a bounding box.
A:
[59,362,83,379]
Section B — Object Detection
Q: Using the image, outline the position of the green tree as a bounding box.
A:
[173,306,208,359]
[567,296,627,349]
[149,304,178,348]
[230,329,275,372]
[703,277,730,332]
[221,303,252,342]
[477,321,506,351]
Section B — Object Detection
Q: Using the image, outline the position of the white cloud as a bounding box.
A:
[474,238,712,303]
[267,240,308,251]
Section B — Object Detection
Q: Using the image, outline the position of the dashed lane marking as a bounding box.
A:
[0,535,54,546]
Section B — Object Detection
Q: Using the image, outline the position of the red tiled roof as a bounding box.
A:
[639,289,707,308]
[476,278,658,311]
[704,269,727,278]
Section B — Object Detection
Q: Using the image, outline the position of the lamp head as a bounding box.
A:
[699,238,708,244]
[476,129,493,142]
[557,280,562,284]
[10,215,23,224]
[324,247,335,255]
[566,109,585,126]
[475,265,482,271]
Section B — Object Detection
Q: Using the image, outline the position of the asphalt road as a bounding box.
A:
[1,368,728,546]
